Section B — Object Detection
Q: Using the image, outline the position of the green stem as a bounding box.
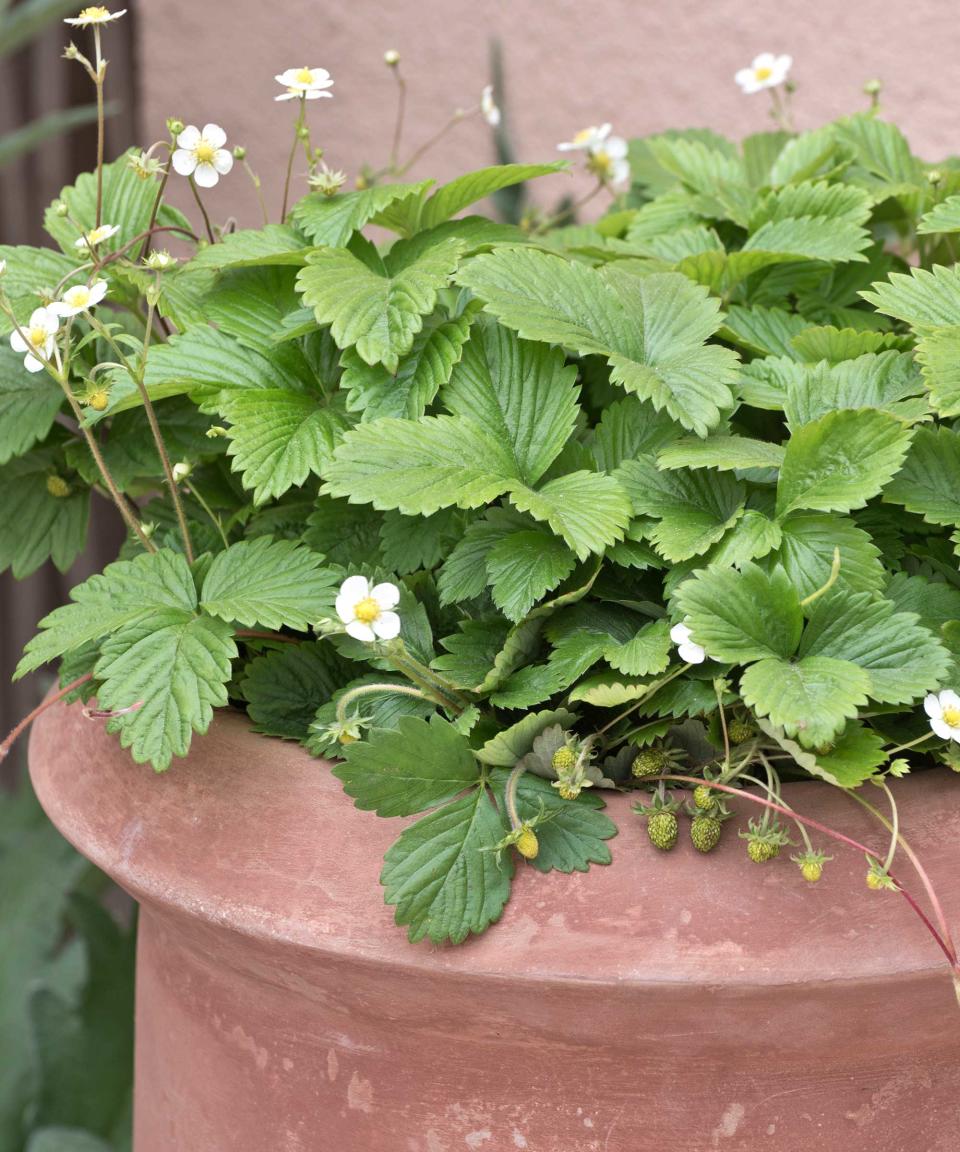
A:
[595,662,691,739]
[243,160,269,226]
[388,68,407,173]
[281,97,306,221]
[189,177,216,243]
[139,164,170,262]
[503,762,526,831]
[887,731,936,756]
[335,682,428,732]
[94,28,104,228]
[185,482,228,550]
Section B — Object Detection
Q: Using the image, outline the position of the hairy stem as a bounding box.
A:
[0,674,94,764]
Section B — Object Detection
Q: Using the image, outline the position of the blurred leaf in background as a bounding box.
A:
[0,785,133,1152]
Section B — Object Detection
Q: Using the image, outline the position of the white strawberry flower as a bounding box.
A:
[64,6,126,25]
[10,306,60,373]
[587,134,630,189]
[336,575,401,643]
[275,67,334,102]
[481,84,501,127]
[735,53,792,94]
[74,223,120,250]
[171,124,234,188]
[557,123,613,153]
[670,621,707,665]
[924,690,960,742]
[53,278,108,317]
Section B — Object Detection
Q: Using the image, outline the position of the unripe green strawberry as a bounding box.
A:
[551,745,577,774]
[727,718,756,744]
[516,826,539,859]
[692,784,715,810]
[556,782,579,801]
[647,811,678,851]
[747,839,779,864]
[632,748,667,779]
[45,474,72,499]
[801,859,823,883]
[690,814,722,853]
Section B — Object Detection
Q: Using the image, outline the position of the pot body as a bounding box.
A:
[29,702,960,1152]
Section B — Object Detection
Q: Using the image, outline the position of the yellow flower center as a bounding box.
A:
[194,141,216,164]
[80,5,110,18]
[573,128,595,146]
[754,66,773,81]
[64,288,88,307]
[296,68,315,85]
[943,706,960,727]
[589,150,613,176]
[28,326,47,348]
[353,597,382,624]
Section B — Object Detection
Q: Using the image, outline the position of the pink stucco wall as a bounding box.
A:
[137,0,955,227]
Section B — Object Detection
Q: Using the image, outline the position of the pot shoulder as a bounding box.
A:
[28,700,960,987]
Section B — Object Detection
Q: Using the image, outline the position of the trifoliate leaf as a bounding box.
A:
[781,352,926,429]
[217,389,345,503]
[475,708,576,767]
[915,326,960,418]
[617,456,745,562]
[775,512,885,598]
[861,263,960,330]
[432,617,511,692]
[334,716,478,817]
[775,409,913,517]
[16,549,196,678]
[379,508,464,574]
[199,537,338,630]
[0,349,62,464]
[188,224,310,271]
[674,561,803,662]
[292,181,432,246]
[457,249,739,435]
[798,589,950,704]
[486,529,577,622]
[756,718,887,787]
[94,610,236,771]
[883,425,960,525]
[241,641,350,740]
[297,236,464,372]
[324,414,517,515]
[740,656,870,748]
[657,435,784,472]
[419,163,567,229]
[0,445,89,580]
[339,310,473,421]
[442,320,579,486]
[381,787,512,945]
[489,664,566,709]
[589,396,680,470]
[492,770,617,874]
[604,618,672,676]
[508,471,632,560]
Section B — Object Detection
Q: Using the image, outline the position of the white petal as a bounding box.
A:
[276,70,299,85]
[23,352,46,373]
[171,149,197,176]
[939,689,960,712]
[753,53,777,70]
[930,717,954,740]
[275,91,297,101]
[670,622,691,645]
[603,136,628,159]
[345,620,377,643]
[176,125,200,149]
[303,89,333,99]
[339,575,370,603]
[775,55,792,72]
[678,641,707,665]
[202,123,227,149]
[924,693,943,719]
[9,330,27,353]
[192,162,220,188]
[372,611,401,640]
[212,149,234,175]
[371,582,400,610]
[87,279,108,305]
[734,67,754,86]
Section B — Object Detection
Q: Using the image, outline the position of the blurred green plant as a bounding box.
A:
[0,0,113,170]
[0,783,133,1152]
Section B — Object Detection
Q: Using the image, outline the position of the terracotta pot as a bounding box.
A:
[29,700,960,1151]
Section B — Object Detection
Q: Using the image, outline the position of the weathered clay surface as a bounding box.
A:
[29,701,960,1151]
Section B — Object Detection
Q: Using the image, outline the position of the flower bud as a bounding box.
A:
[928,169,944,186]
[167,117,185,137]
[144,250,177,271]
[383,49,400,67]
[232,145,247,160]
[863,78,882,96]
[205,425,229,439]
[53,200,69,218]
[172,460,192,483]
